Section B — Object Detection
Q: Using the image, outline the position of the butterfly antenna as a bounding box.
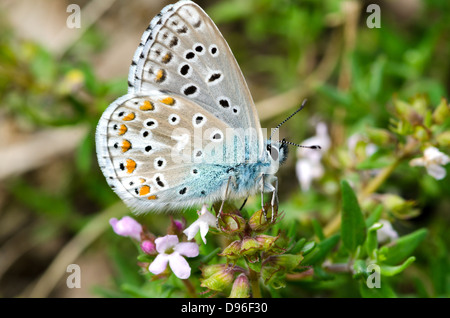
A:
[280,139,321,150]
[270,99,308,140]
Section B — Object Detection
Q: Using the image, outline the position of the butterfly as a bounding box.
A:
[95,0,319,219]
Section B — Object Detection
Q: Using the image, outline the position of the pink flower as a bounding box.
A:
[140,240,156,254]
[149,235,199,279]
[109,216,142,241]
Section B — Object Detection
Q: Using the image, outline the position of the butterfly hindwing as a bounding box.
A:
[96,91,246,213]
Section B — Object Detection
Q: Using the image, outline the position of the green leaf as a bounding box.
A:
[365,204,383,228]
[29,45,57,86]
[302,234,340,265]
[247,261,262,273]
[190,247,221,271]
[359,280,397,298]
[379,228,427,265]
[365,223,383,259]
[289,238,306,254]
[341,180,367,253]
[380,256,416,276]
[352,259,368,279]
[136,253,153,263]
[312,219,325,241]
[301,241,316,256]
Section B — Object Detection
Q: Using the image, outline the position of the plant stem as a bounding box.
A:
[248,268,262,298]
[360,159,400,200]
[182,279,197,298]
[286,268,315,280]
[323,262,351,273]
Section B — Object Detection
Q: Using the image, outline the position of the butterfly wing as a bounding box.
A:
[128,0,263,151]
[96,1,268,213]
[96,92,239,213]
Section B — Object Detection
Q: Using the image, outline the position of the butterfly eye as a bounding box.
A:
[267,144,279,161]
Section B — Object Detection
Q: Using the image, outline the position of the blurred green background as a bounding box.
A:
[0,0,448,298]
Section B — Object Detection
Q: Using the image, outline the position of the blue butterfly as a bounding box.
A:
[95,1,319,220]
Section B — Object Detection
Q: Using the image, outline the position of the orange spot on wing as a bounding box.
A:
[160,97,175,106]
[139,178,146,184]
[147,195,158,200]
[155,69,165,82]
[162,53,172,64]
[140,100,154,111]
[123,112,136,121]
[118,124,127,135]
[121,140,131,153]
[139,185,151,196]
[125,159,136,174]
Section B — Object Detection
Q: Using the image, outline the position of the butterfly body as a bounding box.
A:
[96,1,286,214]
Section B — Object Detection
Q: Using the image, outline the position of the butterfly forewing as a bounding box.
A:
[128,1,263,150]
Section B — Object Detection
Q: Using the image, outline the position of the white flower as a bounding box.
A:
[148,235,199,279]
[295,158,324,191]
[376,219,398,244]
[347,133,378,157]
[183,204,216,244]
[296,122,330,191]
[410,146,450,180]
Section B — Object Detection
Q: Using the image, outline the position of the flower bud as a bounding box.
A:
[109,216,143,241]
[381,194,419,219]
[219,240,242,260]
[229,274,250,298]
[200,268,235,292]
[411,95,428,117]
[436,131,450,147]
[432,98,450,125]
[394,99,414,119]
[413,125,429,142]
[248,208,272,232]
[366,128,391,146]
[264,254,304,271]
[167,217,185,237]
[201,264,231,279]
[240,237,262,263]
[140,240,156,255]
[240,237,261,256]
[261,254,303,288]
[218,213,246,234]
[254,235,280,254]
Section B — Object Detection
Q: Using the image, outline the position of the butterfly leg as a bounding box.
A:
[216,176,232,228]
[261,174,276,222]
[270,177,279,222]
[239,196,249,211]
[261,174,268,221]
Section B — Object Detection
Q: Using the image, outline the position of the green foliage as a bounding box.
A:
[340,180,366,253]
